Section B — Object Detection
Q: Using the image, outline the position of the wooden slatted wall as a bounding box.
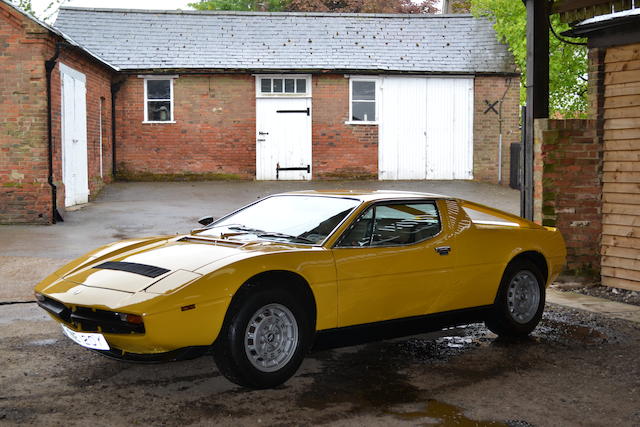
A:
[602,42,640,291]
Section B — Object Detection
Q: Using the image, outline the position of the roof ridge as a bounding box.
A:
[58,7,473,19]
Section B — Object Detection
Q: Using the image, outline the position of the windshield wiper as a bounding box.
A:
[228,225,266,233]
[256,232,315,244]
[228,226,315,244]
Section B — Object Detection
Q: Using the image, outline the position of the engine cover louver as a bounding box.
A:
[94,261,170,278]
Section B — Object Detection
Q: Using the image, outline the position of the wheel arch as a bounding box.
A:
[508,251,549,286]
[226,270,317,334]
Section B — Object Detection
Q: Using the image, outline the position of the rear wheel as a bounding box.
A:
[213,287,309,389]
[485,260,545,338]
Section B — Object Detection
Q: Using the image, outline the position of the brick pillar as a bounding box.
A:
[533,119,602,277]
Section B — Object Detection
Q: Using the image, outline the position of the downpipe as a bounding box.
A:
[45,42,73,223]
[110,80,124,179]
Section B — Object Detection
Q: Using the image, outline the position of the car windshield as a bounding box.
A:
[198,195,361,245]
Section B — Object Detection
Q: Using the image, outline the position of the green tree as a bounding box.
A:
[11,0,68,22]
[472,0,588,116]
[190,0,286,11]
[190,0,438,13]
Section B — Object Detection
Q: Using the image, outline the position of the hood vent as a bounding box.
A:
[94,261,170,278]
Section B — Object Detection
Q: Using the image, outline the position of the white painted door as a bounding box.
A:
[425,78,474,180]
[379,77,428,180]
[256,97,312,180]
[60,64,89,207]
[379,76,473,180]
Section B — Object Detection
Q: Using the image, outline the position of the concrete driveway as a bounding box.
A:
[2,181,640,426]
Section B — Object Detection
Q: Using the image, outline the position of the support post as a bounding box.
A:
[522,0,549,220]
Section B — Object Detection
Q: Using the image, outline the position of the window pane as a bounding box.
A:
[352,101,375,122]
[273,79,283,92]
[352,81,375,101]
[147,80,170,100]
[371,203,440,246]
[296,79,306,93]
[285,79,295,93]
[261,78,271,93]
[337,208,374,247]
[202,195,360,244]
[148,101,171,121]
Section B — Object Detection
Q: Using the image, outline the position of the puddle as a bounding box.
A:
[389,399,507,426]
[299,327,488,414]
[299,342,422,411]
[395,325,489,363]
[535,319,608,346]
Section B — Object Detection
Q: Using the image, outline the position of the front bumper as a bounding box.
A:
[38,295,144,334]
[37,292,230,355]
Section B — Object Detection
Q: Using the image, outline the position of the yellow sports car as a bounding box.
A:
[35,191,565,388]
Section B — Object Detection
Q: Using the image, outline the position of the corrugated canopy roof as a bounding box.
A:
[54,7,516,74]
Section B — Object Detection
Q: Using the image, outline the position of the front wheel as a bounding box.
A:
[213,287,309,389]
[485,260,545,338]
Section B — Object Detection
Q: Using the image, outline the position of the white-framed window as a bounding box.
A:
[255,75,311,97]
[348,77,379,124]
[141,75,177,123]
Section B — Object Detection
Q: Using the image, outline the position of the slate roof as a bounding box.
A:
[54,7,516,74]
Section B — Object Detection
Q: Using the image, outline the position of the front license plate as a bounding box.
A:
[61,325,110,350]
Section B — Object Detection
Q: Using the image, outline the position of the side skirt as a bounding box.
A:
[312,305,493,351]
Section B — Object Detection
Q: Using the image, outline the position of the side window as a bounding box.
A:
[336,208,374,247]
[257,75,310,97]
[144,78,174,122]
[350,79,377,123]
[337,202,440,247]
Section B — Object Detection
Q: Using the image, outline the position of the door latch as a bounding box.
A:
[435,246,451,255]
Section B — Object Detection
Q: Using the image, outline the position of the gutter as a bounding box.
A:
[45,42,73,223]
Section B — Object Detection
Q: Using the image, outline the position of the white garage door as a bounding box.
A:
[60,63,89,207]
[379,77,474,180]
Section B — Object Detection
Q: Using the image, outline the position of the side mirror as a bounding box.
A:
[198,215,215,226]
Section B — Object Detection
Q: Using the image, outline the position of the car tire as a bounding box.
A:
[485,259,545,338]
[213,286,309,389]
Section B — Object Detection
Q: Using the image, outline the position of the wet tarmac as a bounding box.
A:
[1,303,638,426]
[2,181,639,425]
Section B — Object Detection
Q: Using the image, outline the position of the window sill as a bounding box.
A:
[142,121,176,124]
[344,121,378,125]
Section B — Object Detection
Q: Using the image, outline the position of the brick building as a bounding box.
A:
[1,3,520,224]
[0,1,116,223]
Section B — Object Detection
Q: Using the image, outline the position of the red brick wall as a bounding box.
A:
[0,4,51,223]
[473,76,521,184]
[533,119,602,276]
[114,73,519,182]
[312,75,377,179]
[114,74,379,180]
[0,2,113,224]
[114,74,257,179]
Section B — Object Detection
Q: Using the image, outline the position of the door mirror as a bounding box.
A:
[198,215,215,226]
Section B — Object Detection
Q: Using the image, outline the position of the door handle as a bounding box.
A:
[435,246,451,255]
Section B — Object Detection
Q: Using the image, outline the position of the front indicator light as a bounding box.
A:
[117,313,143,324]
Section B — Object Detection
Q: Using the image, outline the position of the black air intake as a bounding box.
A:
[94,261,170,278]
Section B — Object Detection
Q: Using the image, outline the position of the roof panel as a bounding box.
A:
[54,8,516,73]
